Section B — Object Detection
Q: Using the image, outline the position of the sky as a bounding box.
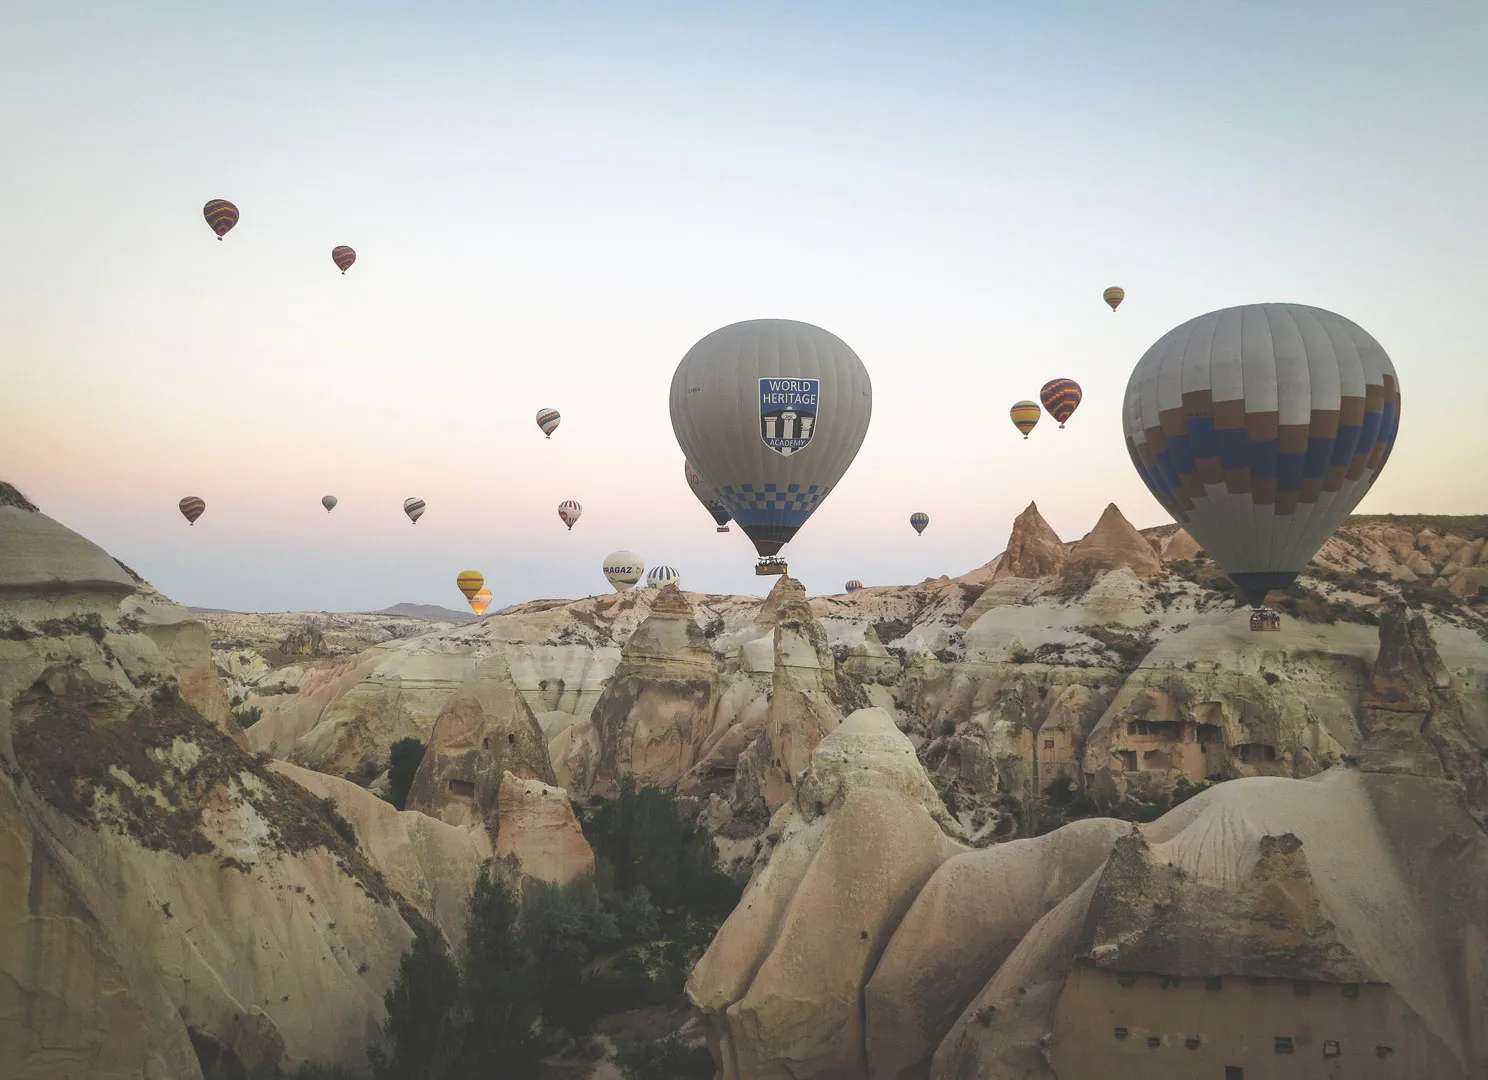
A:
[3,1,1486,612]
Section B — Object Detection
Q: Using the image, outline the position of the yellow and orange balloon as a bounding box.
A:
[1103,285,1125,312]
[469,587,492,617]
[456,571,484,604]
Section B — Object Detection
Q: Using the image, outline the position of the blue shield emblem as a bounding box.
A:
[759,377,819,457]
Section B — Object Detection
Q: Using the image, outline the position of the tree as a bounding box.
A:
[447,863,541,1079]
[385,738,426,811]
[369,930,459,1080]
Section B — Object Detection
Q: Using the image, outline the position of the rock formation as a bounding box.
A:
[404,655,555,832]
[585,584,720,795]
[692,707,1488,1079]
[494,772,595,884]
[992,501,1067,580]
[1062,502,1162,581]
[0,486,491,1078]
[733,578,843,813]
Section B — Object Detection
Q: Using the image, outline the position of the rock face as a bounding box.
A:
[1063,502,1162,581]
[693,705,1488,1079]
[404,655,555,832]
[586,584,720,795]
[494,772,594,884]
[0,487,489,1078]
[734,578,843,813]
[688,709,967,1080]
[992,501,1067,581]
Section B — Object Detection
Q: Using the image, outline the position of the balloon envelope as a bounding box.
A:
[203,200,238,238]
[1010,401,1041,438]
[536,409,561,438]
[403,498,426,524]
[456,570,484,602]
[603,551,644,591]
[470,587,492,617]
[684,460,733,530]
[332,246,356,273]
[178,496,205,525]
[845,579,863,592]
[669,319,872,557]
[646,565,680,589]
[1039,379,1083,427]
[1103,286,1125,311]
[1123,303,1401,607]
[321,495,338,512]
[558,500,582,529]
[910,512,929,535]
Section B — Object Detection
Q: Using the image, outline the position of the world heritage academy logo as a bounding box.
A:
[759,377,819,457]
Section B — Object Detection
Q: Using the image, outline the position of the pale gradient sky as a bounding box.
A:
[3,2,1486,612]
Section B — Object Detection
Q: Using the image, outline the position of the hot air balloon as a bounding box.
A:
[910,512,929,535]
[322,495,338,513]
[536,409,561,438]
[684,460,732,532]
[332,246,356,274]
[1123,303,1401,611]
[403,497,426,524]
[646,565,680,589]
[603,551,644,591]
[178,496,206,525]
[669,320,872,572]
[1010,401,1041,438]
[1103,286,1125,312]
[470,587,492,617]
[1039,378,1083,428]
[845,579,863,592]
[203,200,238,239]
[558,501,582,530]
[456,570,484,603]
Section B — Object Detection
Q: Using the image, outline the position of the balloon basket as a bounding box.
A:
[717,526,730,533]
[1249,609,1281,632]
[755,559,788,577]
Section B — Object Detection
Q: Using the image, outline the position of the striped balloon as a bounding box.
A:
[1010,401,1041,438]
[403,497,426,524]
[558,500,582,529]
[456,570,484,602]
[536,409,561,438]
[910,512,929,535]
[1103,285,1125,312]
[178,496,206,525]
[469,587,492,617]
[1123,303,1401,609]
[332,246,356,274]
[1039,378,1083,427]
[203,200,238,239]
[845,579,863,592]
[647,565,681,589]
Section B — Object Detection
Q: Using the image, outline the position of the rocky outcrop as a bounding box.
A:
[992,501,1066,581]
[1360,601,1488,812]
[404,655,554,832]
[1062,503,1162,581]
[734,580,843,813]
[494,772,594,884]
[584,584,720,796]
[688,709,966,1080]
[0,488,493,1077]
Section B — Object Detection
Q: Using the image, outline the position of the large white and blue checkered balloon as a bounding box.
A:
[1123,303,1400,609]
[669,320,873,558]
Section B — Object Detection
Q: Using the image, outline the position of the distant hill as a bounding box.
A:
[369,602,477,622]
[186,606,237,615]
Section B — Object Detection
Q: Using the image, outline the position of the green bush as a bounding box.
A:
[384,738,426,811]
[579,776,744,920]
[614,1031,715,1080]
[233,705,262,729]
